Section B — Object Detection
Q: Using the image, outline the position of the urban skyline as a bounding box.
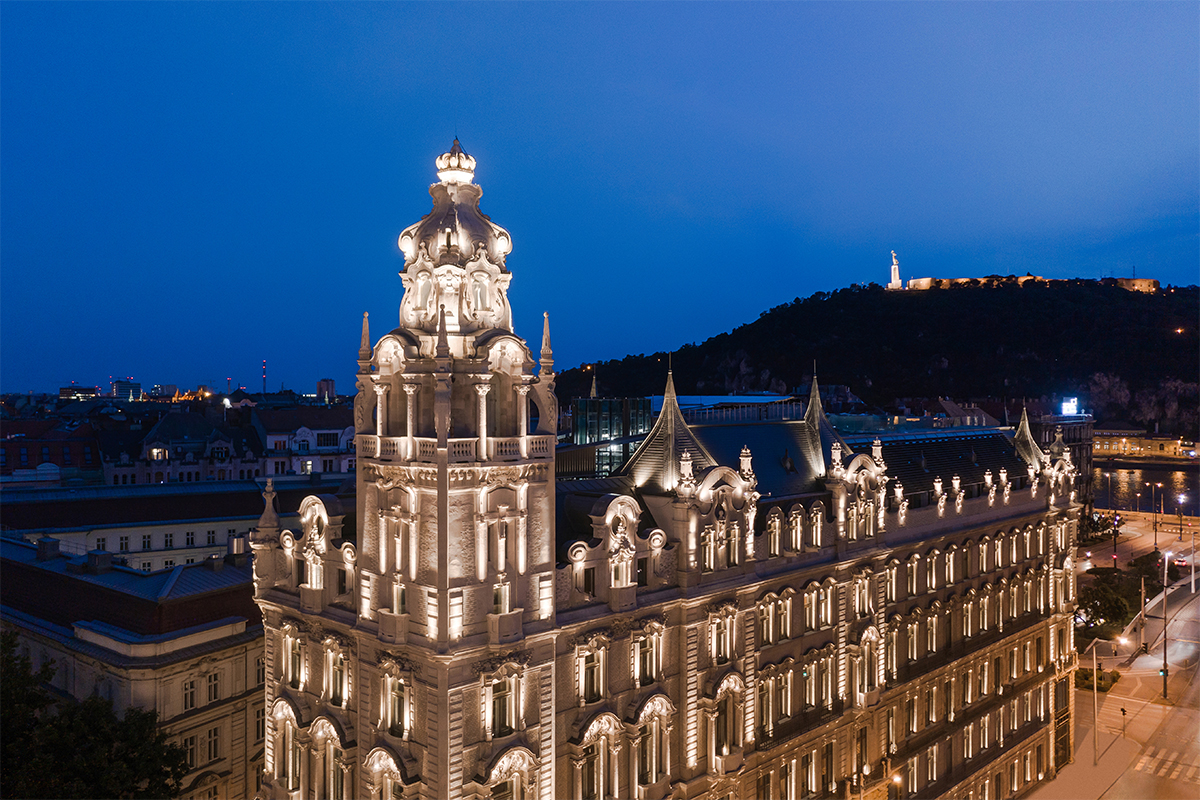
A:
[2,2,1197,394]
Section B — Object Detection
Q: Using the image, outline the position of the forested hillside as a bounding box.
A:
[557,279,1198,435]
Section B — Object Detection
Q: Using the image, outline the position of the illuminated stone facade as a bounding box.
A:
[252,144,1079,800]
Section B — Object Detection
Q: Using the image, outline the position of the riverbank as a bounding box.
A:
[1095,456,1199,472]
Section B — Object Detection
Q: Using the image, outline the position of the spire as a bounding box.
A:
[436,305,450,360]
[358,312,371,359]
[251,478,280,543]
[539,311,554,374]
[589,370,597,399]
[615,370,716,490]
[803,375,823,427]
[1013,406,1045,471]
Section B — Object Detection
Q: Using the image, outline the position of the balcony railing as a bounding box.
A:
[358,435,555,464]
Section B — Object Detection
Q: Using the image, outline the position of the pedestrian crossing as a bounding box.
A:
[1132,746,1200,783]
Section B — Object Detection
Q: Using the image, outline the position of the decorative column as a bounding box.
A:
[476,381,492,461]
[374,382,389,438]
[403,383,417,460]
[516,385,530,458]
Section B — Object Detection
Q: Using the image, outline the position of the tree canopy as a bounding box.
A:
[1,631,190,800]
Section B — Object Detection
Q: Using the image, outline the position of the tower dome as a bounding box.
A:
[395,141,516,337]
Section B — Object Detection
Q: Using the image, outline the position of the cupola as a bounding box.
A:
[435,138,476,184]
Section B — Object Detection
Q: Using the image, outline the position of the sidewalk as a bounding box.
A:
[1027,726,1139,800]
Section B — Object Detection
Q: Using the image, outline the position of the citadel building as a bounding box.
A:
[250,143,1080,800]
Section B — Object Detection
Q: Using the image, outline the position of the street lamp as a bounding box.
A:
[1161,551,1171,699]
[1178,494,1186,541]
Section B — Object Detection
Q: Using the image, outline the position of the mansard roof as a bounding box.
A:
[842,428,1032,496]
[254,406,353,434]
[612,372,716,491]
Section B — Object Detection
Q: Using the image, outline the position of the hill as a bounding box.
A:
[557,279,1198,435]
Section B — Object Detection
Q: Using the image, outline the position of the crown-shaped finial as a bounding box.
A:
[435,138,476,184]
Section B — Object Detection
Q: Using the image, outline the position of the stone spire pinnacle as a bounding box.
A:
[539,311,554,374]
[359,312,371,359]
[436,305,450,360]
[804,375,823,428]
[589,370,597,399]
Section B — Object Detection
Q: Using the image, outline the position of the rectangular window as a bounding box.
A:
[337,568,348,595]
[142,534,152,550]
[119,536,129,552]
[329,653,346,707]
[186,531,195,547]
[206,726,220,761]
[207,672,221,702]
[256,706,266,742]
[96,537,107,551]
[581,650,602,703]
[256,656,266,685]
[183,735,197,768]
[183,680,196,711]
[62,446,72,465]
[164,559,175,569]
[141,561,152,572]
[206,530,216,545]
[164,532,174,548]
[387,677,408,737]
[492,677,514,738]
[636,557,649,587]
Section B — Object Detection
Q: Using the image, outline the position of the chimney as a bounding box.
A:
[225,534,249,567]
[86,550,112,574]
[36,537,61,561]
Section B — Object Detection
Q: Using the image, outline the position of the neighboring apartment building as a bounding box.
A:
[249,143,1080,800]
[0,419,104,487]
[0,479,346,573]
[253,407,355,477]
[104,411,266,486]
[1093,422,1196,461]
[0,536,263,800]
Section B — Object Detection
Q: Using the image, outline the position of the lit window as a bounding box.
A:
[327,651,348,707]
[633,628,662,687]
[285,633,303,690]
[385,674,410,738]
[579,649,603,704]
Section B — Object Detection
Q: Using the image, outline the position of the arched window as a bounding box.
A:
[635,696,674,786]
[486,747,537,800]
[577,714,621,800]
[710,673,745,763]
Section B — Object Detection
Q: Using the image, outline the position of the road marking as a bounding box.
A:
[1169,763,1185,779]
[1147,750,1168,773]
[1156,752,1179,776]
[1186,765,1199,782]
[1134,748,1153,771]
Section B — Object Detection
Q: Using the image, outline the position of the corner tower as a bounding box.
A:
[254,142,560,800]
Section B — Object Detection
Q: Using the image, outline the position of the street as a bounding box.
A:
[1030,585,1200,800]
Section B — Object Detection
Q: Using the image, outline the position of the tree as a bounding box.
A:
[1,631,190,799]
[1076,583,1130,627]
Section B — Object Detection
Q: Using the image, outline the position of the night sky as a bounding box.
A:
[2,2,1196,396]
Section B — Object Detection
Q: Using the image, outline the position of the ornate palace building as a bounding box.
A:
[251,143,1080,800]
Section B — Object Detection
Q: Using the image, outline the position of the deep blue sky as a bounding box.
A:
[3,2,1196,395]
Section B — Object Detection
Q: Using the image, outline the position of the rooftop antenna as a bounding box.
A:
[262,360,267,394]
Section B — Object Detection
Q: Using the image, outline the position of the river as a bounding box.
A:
[1091,464,1200,518]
